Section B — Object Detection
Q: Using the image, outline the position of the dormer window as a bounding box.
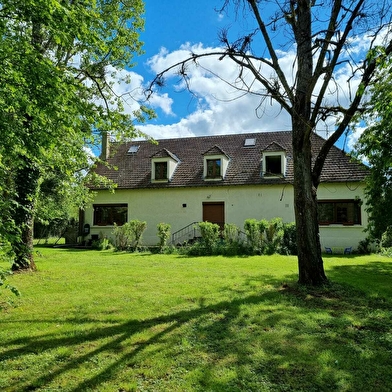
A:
[203,146,230,181]
[206,158,221,178]
[261,142,286,178]
[151,149,180,183]
[154,161,168,180]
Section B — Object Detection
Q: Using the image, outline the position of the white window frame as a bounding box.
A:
[203,154,230,181]
[262,152,286,178]
[151,157,178,182]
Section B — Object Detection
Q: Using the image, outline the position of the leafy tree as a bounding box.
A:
[354,57,392,241]
[148,0,392,285]
[0,0,153,271]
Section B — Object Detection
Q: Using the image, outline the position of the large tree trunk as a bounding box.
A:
[11,157,40,272]
[291,0,327,285]
[292,129,327,285]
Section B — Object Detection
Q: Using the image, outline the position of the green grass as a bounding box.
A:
[1,249,392,392]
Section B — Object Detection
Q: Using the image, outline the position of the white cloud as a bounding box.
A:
[114,30,386,143]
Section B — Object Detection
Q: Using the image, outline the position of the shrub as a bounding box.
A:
[91,236,113,251]
[380,227,392,257]
[157,222,171,252]
[0,239,20,300]
[281,222,297,255]
[113,220,147,251]
[264,217,284,255]
[244,219,262,253]
[197,221,220,255]
[357,237,372,255]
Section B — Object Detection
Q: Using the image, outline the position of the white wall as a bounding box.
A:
[85,181,367,250]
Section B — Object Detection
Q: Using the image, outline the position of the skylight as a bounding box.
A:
[127,145,140,154]
[244,138,256,147]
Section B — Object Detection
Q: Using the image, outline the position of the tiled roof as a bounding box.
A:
[92,131,368,189]
[151,148,180,161]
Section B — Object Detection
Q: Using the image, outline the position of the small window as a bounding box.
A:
[206,159,221,178]
[244,138,256,147]
[318,200,361,225]
[93,204,128,226]
[127,145,140,154]
[154,161,168,180]
[265,155,282,175]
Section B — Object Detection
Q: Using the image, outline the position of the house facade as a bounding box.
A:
[85,131,368,251]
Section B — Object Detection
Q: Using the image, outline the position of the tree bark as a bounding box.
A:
[292,129,327,285]
[11,157,39,272]
[292,0,327,285]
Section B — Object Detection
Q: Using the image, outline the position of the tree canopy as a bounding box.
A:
[0,0,154,270]
[354,55,392,241]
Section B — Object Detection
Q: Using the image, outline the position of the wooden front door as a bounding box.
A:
[202,202,225,230]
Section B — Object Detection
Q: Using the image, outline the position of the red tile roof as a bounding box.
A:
[91,131,368,189]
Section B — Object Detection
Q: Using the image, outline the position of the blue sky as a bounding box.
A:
[111,1,389,150]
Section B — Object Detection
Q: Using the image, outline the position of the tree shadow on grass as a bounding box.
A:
[2,264,392,391]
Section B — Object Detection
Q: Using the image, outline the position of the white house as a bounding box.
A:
[84,131,368,251]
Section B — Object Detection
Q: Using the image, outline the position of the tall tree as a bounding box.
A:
[148,0,392,285]
[0,0,153,271]
[354,56,392,242]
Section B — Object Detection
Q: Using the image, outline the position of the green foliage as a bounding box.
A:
[113,220,147,251]
[185,219,296,257]
[380,227,392,257]
[244,218,288,255]
[223,223,241,244]
[354,57,392,241]
[157,222,171,251]
[244,219,262,252]
[357,237,373,255]
[265,217,284,255]
[0,0,153,269]
[197,221,220,255]
[0,239,20,300]
[281,222,298,255]
[91,236,113,251]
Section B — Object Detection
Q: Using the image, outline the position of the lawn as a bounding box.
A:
[1,248,392,392]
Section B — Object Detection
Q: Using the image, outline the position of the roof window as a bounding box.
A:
[127,145,140,154]
[244,138,256,147]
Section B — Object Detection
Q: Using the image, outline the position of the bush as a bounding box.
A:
[244,219,262,253]
[357,237,372,255]
[91,236,113,251]
[281,222,297,255]
[198,221,220,255]
[380,227,392,257]
[264,217,284,255]
[113,220,147,251]
[0,239,20,301]
[157,222,171,252]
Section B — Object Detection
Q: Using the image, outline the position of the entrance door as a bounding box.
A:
[202,202,225,230]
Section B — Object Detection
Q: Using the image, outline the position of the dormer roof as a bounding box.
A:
[203,145,229,158]
[262,142,286,152]
[151,148,180,162]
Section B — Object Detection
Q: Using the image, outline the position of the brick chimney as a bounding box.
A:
[100,131,110,160]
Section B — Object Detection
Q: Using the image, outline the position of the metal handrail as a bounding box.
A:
[171,222,201,245]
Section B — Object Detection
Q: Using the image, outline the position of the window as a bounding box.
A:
[261,151,286,178]
[206,159,221,178]
[318,200,361,225]
[154,161,168,180]
[265,155,282,175]
[93,204,128,226]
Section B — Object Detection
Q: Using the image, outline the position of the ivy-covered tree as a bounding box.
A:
[148,0,392,285]
[0,0,153,271]
[354,57,392,241]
